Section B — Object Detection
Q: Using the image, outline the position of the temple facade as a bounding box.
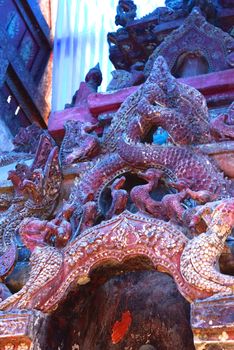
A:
[0,1,234,349]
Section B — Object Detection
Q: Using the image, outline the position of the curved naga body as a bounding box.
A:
[116,56,228,196]
[101,55,211,153]
[117,140,228,195]
[0,56,234,314]
[0,198,233,312]
[68,57,230,227]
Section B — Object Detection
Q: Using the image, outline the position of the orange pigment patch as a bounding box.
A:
[111,310,132,344]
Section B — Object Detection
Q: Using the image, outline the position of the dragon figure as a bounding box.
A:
[0,135,62,279]
[61,55,211,163]
[0,55,234,316]
[61,56,231,235]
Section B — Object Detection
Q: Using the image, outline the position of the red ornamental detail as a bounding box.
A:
[111,310,132,344]
[0,56,234,319]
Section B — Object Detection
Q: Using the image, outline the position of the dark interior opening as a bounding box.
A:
[172,51,209,78]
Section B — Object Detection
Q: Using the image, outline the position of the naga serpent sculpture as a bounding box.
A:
[0,135,62,279]
[0,56,234,313]
[65,56,231,230]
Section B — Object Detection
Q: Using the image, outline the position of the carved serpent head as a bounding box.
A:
[209,199,234,240]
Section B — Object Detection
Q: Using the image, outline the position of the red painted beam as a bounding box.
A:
[48,68,234,140]
[180,69,234,93]
[87,86,139,115]
[88,68,234,114]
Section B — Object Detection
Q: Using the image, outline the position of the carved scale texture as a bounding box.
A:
[117,139,228,197]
